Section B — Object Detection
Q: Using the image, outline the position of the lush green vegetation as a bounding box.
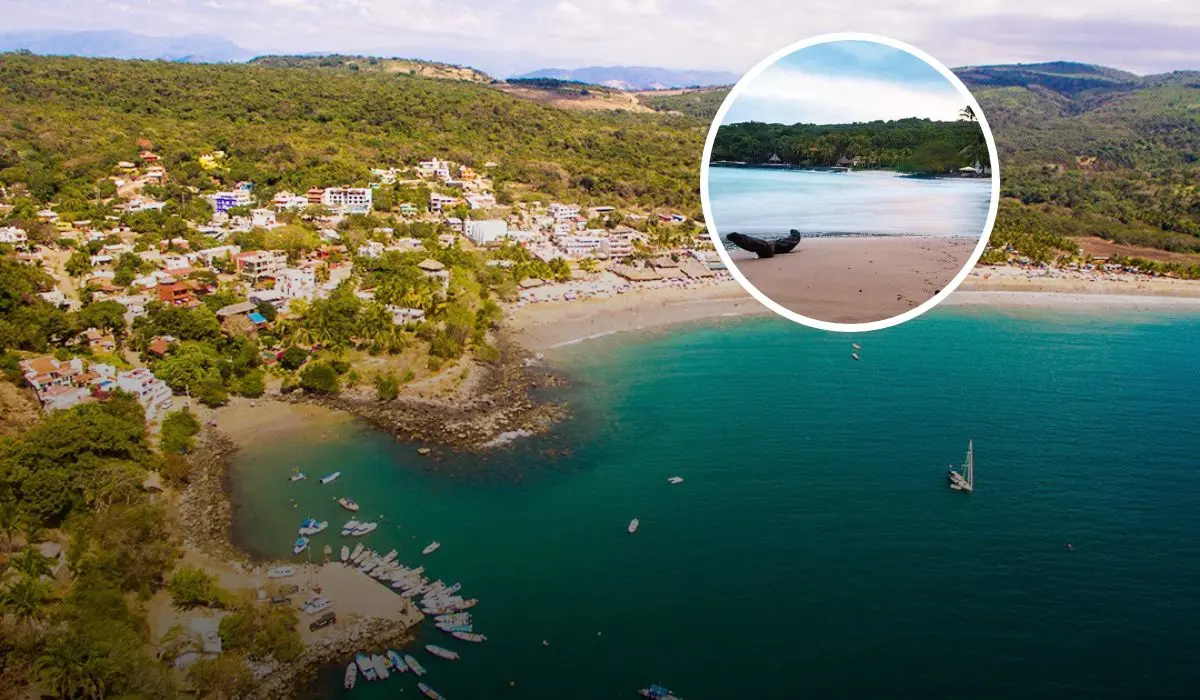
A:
[249,54,492,83]
[711,117,988,173]
[0,53,701,211]
[638,87,730,120]
[505,77,617,96]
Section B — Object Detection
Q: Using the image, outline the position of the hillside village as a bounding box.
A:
[1,143,727,424]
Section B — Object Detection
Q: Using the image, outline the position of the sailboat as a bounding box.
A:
[948,440,975,492]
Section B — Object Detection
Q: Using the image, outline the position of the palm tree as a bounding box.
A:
[2,575,51,628]
[959,105,977,122]
[10,546,52,579]
[36,635,109,699]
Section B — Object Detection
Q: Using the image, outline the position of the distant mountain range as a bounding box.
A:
[511,66,738,91]
[0,29,253,63]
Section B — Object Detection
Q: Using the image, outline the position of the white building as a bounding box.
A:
[116,368,173,420]
[0,226,28,244]
[275,268,317,300]
[251,208,278,228]
[464,219,508,246]
[429,193,457,213]
[192,245,241,269]
[465,193,496,210]
[549,203,580,222]
[357,241,385,258]
[321,187,373,215]
[556,235,605,259]
[236,250,287,279]
[272,191,310,210]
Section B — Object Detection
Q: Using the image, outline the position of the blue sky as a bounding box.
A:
[722,41,967,125]
[1,0,1199,75]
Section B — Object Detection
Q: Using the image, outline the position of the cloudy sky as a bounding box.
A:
[2,0,1199,76]
[722,41,966,125]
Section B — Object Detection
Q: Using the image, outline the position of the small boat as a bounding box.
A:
[451,631,486,643]
[299,519,328,536]
[426,644,460,660]
[351,522,378,537]
[341,520,360,536]
[344,662,357,689]
[852,342,862,351]
[442,582,462,596]
[667,476,684,484]
[320,471,342,484]
[418,683,446,700]
[355,653,377,682]
[628,518,639,534]
[290,471,307,482]
[382,549,398,564]
[948,439,975,492]
[293,536,309,555]
[851,352,860,361]
[302,597,331,614]
[338,497,360,512]
[422,541,441,555]
[350,543,364,561]
[340,545,350,562]
[387,649,408,673]
[405,654,426,677]
[436,623,472,633]
[266,566,294,579]
[435,613,471,624]
[372,653,389,680]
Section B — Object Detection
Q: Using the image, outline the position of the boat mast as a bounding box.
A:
[966,440,974,490]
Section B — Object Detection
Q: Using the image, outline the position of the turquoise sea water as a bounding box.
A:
[232,308,1200,699]
[707,166,991,239]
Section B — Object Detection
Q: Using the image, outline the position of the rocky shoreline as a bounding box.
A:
[283,335,570,451]
[177,427,253,565]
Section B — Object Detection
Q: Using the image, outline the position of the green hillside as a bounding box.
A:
[638,87,731,120]
[0,54,701,212]
[248,54,492,83]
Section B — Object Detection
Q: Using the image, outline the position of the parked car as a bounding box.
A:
[309,612,336,631]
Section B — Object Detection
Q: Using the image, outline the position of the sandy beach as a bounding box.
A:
[961,264,1200,297]
[212,398,350,444]
[729,236,977,324]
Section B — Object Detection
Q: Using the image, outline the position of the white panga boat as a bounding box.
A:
[422,541,441,555]
[339,545,350,562]
[371,653,389,679]
[628,518,639,534]
[425,644,460,660]
[355,653,376,681]
[350,543,364,561]
[667,476,683,484]
[351,522,378,537]
[266,566,294,578]
[451,631,486,643]
[948,440,975,492]
[418,682,445,700]
[293,536,309,555]
[320,471,342,484]
[338,497,360,512]
[290,471,307,482]
[404,654,426,676]
[341,520,360,536]
[387,649,408,672]
[298,518,328,536]
[344,662,357,689]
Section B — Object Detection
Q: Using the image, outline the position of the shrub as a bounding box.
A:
[236,371,265,398]
[160,408,201,454]
[374,373,399,401]
[299,361,339,394]
[168,566,227,609]
[279,346,307,371]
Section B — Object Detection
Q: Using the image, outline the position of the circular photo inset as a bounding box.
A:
[701,33,999,331]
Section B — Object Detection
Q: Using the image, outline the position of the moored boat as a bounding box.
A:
[266,566,294,579]
[628,518,639,534]
[387,649,408,673]
[451,631,486,643]
[667,476,684,484]
[422,541,441,555]
[320,471,342,484]
[405,654,426,676]
[290,471,307,482]
[639,684,681,700]
[340,545,350,562]
[371,653,389,679]
[351,522,378,537]
[350,543,364,561]
[344,662,356,689]
[338,497,360,512]
[340,520,360,536]
[426,644,460,660]
[355,653,377,681]
[418,682,445,700]
[293,536,309,555]
[436,623,472,633]
[299,519,328,536]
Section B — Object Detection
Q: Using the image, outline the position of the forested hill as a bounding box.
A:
[248,54,492,83]
[711,119,987,174]
[957,62,1200,252]
[0,53,701,211]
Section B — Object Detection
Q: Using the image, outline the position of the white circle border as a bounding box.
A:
[700,32,1001,333]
